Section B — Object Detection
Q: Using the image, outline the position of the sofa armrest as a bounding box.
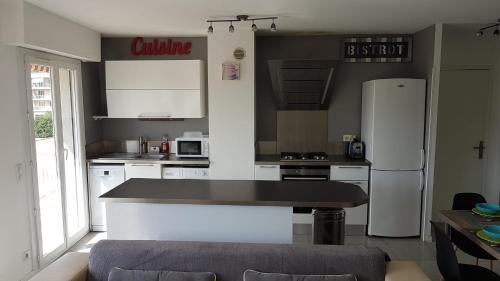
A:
[385,261,432,281]
[29,252,89,281]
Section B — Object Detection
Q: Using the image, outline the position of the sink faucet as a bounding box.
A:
[139,136,147,155]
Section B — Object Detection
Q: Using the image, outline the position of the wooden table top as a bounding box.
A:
[439,210,500,259]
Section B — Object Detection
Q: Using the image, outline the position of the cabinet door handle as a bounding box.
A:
[130,164,155,167]
[337,166,363,169]
[259,165,278,168]
[138,113,172,118]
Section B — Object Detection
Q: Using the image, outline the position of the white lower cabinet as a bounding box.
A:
[162,167,210,179]
[331,165,369,181]
[331,165,369,226]
[338,181,369,225]
[182,168,209,179]
[125,163,162,180]
[254,165,280,181]
[162,167,184,179]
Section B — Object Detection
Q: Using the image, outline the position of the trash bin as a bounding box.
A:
[313,208,345,245]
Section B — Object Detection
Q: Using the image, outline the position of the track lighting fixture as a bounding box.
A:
[476,19,500,37]
[207,15,278,34]
[251,20,258,32]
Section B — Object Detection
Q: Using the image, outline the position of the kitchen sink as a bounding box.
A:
[135,154,166,160]
[97,153,139,160]
[97,153,167,160]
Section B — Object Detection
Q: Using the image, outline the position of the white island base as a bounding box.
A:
[106,203,293,244]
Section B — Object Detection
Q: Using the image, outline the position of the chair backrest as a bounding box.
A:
[452,193,486,210]
[430,221,463,281]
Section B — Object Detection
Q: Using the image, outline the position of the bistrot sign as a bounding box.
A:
[343,36,412,63]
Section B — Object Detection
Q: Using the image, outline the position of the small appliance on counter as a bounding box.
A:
[175,131,209,158]
[346,139,365,159]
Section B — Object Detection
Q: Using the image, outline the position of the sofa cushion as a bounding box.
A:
[108,267,216,281]
[88,240,386,281]
[243,269,357,281]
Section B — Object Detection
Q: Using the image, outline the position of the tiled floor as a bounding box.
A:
[69,231,500,281]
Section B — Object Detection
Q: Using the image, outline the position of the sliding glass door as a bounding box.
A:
[26,57,88,266]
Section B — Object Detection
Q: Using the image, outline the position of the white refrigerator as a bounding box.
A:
[361,78,426,237]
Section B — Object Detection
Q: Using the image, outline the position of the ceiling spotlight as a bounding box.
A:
[270,19,277,32]
[476,19,500,37]
[206,15,278,33]
[251,20,258,32]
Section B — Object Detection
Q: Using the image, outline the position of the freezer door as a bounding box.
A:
[371,79,426,170]
[368,170,423,237]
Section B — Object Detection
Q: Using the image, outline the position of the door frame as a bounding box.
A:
[23,51,88,268]
[422,64,494,242]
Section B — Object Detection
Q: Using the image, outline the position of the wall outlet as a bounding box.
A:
[342,135,357,142]
[22,250,31,261]
[16,163,24,183]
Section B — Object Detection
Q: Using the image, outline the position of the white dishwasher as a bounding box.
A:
[89,165,125,231]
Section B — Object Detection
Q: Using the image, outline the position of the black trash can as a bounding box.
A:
[313,208,345,245]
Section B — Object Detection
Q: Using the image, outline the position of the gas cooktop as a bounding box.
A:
[280,152,328,161]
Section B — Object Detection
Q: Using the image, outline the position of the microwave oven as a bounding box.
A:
[175,136,209,158]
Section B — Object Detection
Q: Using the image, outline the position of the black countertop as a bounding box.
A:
[255,154,370,166]
[100,178,368,208]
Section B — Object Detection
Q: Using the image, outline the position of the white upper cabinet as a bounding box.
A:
[105,60,205,118]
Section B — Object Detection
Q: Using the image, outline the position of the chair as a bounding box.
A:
[451,193,496,268]
[431,221,500,281]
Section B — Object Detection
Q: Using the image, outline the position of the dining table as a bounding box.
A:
[440,210,500,260]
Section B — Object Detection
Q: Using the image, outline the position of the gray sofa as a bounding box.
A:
[29,240,431,281]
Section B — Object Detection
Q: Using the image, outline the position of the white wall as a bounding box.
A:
[0,44,34,281]
[208,24,255,180]
[0,1,100,62]
[0,0,24,44]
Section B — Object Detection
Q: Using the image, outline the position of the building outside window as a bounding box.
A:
[31,69,52,118]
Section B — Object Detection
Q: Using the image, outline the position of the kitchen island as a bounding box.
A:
[100,178,368,243]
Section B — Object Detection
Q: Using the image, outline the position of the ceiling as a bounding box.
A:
[26,0,500,36]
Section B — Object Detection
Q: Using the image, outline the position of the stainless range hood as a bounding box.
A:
[268,60,338,110]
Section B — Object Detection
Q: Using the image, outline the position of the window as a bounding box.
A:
[27,60,88,266]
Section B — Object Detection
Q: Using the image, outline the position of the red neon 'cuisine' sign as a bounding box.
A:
[131,37,192,56]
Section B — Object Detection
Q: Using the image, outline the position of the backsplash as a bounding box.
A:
[256,141,346,155]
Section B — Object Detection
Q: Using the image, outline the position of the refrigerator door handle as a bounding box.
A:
[419,170,425,191]
[420,149,425,170]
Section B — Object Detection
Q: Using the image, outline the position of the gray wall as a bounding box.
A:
[432,24,500,217]
[412,25,435,148]
[83,35,434,143]
[255,35,417,142]
[82,62,102,143]
[82,37,208,143]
